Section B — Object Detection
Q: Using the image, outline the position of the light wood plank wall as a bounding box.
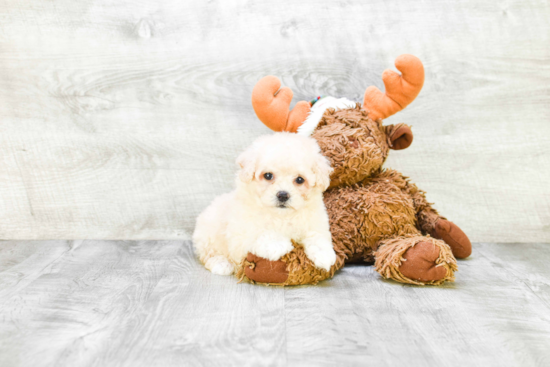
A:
[0,0,549,241]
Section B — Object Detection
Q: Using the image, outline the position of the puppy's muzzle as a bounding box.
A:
[276,191,290,203]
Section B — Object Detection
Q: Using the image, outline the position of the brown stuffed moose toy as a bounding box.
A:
[237,54,471,286]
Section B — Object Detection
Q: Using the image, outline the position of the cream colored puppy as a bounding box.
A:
[193,133,336,276]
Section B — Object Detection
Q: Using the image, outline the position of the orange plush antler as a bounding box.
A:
[363,54,424,121]
[251,76,311,133]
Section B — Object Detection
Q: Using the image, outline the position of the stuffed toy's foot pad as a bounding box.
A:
[399,241,447,282]
[431,219,472,259]
[244,253,289,284]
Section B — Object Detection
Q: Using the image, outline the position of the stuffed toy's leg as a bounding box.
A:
[416,205,472,259]
[239,235,458,286]
[236,241,344,286]
[378,169,472,259]
[374,235,457,285]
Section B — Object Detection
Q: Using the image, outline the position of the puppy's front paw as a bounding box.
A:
[304,238,336,271]
[253,238,294,261]
[205,256,235,276]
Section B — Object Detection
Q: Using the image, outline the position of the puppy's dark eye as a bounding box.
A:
[263,172,273,180]
[295,176,305,185]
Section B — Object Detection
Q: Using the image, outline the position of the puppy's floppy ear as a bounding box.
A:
[236,145,257,182]
[312,153,333,191]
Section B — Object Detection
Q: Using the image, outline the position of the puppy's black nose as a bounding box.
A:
[276,191,290,202]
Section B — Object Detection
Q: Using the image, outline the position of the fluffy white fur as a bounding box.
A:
[193,133,336,276]
[297,97,356,136]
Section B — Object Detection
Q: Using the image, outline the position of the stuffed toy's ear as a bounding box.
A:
[312,153,333,190]
[386,123,413,150]
[236,147,257,182]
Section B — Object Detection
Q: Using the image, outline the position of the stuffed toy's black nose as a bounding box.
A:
[276,191,290,202]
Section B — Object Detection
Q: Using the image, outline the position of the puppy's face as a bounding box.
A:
[236,133,332,211]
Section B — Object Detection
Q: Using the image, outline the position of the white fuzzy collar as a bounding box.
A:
[296,97,356,136]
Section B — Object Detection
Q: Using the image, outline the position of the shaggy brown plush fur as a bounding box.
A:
[240,105,471,286]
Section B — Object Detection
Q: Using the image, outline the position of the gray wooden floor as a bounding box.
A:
[1,241,549,366]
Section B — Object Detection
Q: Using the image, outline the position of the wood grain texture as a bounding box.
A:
[0,0,549,241]
[1,240,550,366]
